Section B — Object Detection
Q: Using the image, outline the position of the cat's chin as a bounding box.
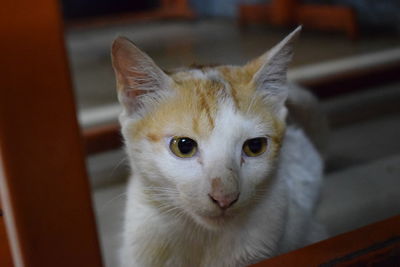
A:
[191,211,234,230]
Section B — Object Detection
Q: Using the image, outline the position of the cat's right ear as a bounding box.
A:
[111,37,172,115]
[244,26,301,120]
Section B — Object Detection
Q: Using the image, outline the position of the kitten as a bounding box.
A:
[111,26,326,267]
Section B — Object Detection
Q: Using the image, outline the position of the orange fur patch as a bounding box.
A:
[129,65,285,155]
[147,133,161,142]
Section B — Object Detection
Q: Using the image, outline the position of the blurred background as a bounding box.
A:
[59,0,400,266]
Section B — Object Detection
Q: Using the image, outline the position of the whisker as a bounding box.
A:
[109,157,129,179]
[99,192,127,212]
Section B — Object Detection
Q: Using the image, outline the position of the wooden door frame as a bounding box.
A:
[0,0,103,266]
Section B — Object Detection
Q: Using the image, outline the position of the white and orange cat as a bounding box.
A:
[111,27,326,267]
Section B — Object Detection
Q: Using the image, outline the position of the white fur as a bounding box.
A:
[119,99,325,267]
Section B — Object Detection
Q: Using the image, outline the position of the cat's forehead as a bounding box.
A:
[171,66,256,109]
[171,66,253,87]
[130,66,283,142]
[169,67,254,132]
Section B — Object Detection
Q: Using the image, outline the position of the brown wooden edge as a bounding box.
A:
[0,0,103,266]
[253,215,400,266]
[83,123,122,155]
[0,200,13,267]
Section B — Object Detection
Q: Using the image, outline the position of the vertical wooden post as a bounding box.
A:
[0,201,13,267]
[0,0,103,267]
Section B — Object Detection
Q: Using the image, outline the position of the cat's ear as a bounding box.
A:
[246,26,301,120]
[111,37,172,115]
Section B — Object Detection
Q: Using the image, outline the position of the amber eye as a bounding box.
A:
[169,137,198,158]
[243,137,267,157]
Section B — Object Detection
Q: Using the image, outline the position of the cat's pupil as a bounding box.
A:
[247,138,264,153]
[178,138,196,154]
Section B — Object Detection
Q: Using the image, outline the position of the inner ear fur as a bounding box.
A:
[111,37,172,114]
[245,26,301,118]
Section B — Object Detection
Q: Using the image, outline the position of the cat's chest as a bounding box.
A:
[140,222,239,267]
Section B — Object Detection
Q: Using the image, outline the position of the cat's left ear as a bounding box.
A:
[246,26,301,120]
[111,37,172,115]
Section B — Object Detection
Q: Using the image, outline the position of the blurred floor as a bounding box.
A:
[67,19,400,267]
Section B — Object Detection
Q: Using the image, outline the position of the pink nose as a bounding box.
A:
[209,192,239,209]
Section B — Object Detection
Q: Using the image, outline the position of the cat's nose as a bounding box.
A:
[208,192,239,210]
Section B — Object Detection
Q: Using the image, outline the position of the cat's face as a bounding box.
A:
[122,68,285,229]
[112,27,300,230]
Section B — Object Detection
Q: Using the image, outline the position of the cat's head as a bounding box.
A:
[111,27,300,230]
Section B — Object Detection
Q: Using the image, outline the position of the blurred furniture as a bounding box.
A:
[67,0,195,28]
[239,0,358,39]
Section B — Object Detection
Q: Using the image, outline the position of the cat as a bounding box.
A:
[111,26,327,267]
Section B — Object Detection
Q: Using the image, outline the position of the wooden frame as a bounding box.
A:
[0,0,103,266]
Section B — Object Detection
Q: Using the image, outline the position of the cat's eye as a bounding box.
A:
[169,137,198,158]
[243,137,267,157]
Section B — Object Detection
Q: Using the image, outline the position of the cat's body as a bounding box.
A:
[112,27,327,267]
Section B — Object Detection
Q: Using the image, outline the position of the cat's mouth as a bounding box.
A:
[182,199,240,229]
